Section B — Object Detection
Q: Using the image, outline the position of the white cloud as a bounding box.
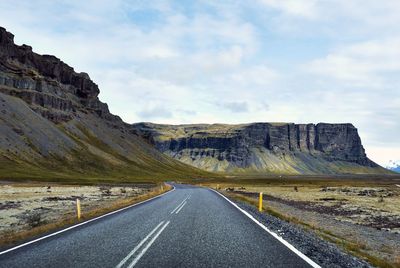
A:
[228,65,280,86]
[307,38,400,87]
[257,0,400,39]
[259,0,319,19]
[140,45,179,59]
[137,106,173,120]
[219,101,249,113]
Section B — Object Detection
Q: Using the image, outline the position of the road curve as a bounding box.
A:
[0,184,317,268]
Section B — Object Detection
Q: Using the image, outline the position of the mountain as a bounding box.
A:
[386,160,400,173]
[392,167,400,173]
[0,27,210,182]
[132,122,390,175]
[0,26,390,180]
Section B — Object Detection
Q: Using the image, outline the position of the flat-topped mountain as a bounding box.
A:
[0,26,390,179]
[0,27,209,181]
[132,122,389,174]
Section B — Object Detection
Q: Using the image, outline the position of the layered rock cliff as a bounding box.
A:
[132,123,387,174]
[0,27,115,123]
[0,26,389,178]
[0,27,209,181]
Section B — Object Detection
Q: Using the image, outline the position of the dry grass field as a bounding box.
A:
[239,185,400,230]
[200,175,400,267]
[0,181,170,248]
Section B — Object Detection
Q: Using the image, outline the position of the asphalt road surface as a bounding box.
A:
[0,184,319,268]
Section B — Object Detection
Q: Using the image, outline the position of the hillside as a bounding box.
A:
[132,122,390,175]
[0,26,391,179]
[0,27,211,183]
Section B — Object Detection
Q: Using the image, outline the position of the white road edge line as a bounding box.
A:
[0,185,175,256]
[210,188,321,268]
[170,195,189,214]
[128,221,171,268]
[115,221,164,268]
[175,201,187,214]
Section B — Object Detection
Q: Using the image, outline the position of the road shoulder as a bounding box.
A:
[215,190,372,268]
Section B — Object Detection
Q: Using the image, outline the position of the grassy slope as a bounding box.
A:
[0,93,215,184]
[137,123,392,175]
[167,148,392,175]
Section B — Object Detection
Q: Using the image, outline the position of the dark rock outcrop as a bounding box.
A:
[0,27,208,181]
[132,122,383,174]
[0,26,117,123]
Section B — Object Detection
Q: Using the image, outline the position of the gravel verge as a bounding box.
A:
[226,195,373,268]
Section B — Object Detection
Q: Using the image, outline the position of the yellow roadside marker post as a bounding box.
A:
[76,199,81,220]
[259,192,263,212]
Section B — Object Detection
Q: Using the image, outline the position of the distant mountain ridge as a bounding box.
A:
[132,122,390,175]
[386,160,400,173]
[0,27,209,182]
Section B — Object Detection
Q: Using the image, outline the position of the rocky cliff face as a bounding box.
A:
[0,26,388,178]
[0,27,208,181]
[132,123,385,174]
[0,27,115,123]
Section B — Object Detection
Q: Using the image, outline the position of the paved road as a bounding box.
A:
[0,184,316,268]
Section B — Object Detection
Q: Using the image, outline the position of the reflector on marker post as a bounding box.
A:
[76,199,81,220]
[259,192,263,212]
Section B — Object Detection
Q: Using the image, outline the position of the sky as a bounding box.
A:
[0,0,399,166]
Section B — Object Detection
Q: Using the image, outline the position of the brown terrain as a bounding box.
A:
[205,176,400,267]
[0,181,168,248]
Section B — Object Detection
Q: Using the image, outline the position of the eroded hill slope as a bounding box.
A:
[132,122,390,175]
[0,27,210,182]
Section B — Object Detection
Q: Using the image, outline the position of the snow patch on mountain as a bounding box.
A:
[386,160,400,172]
